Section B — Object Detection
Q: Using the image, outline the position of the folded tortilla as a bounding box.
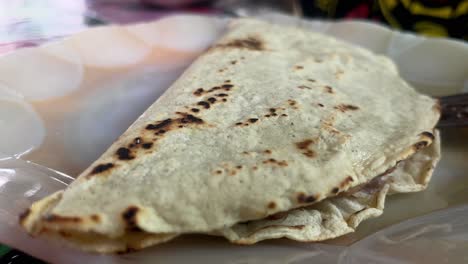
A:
[20,19,441,253]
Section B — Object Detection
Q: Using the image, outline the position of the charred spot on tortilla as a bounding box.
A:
[235,122,243,126]
[302,150,315,158]
[263,158,288,166]
[297,192,317,203]
[122,206,138,221]
[221,84,233,90]
[231,60,237,65]
[191,108,200,113]
[146,119,172,130]
[222,98,227,102]
[295,65,303,70]
[90,163,114,175]
[155,129,166,135]
[288,99,297,106]
[318,103,324,107]
[264,150,272,154]
[331,187,340,194]
[296,139,314,150]
[340,176,355,188]
[298,85,312,90]
[197,101,210,109]
[133,137,142,145]
[43,214,82,223]
[267,202,277,209]
[248,118,258,123]
[208,86,221,92]
[225,79,231,83]
[281,114,288,117]
[308,78,316,82]
[207,97,217,103]
[263,158,276,164]
[216,93,228,97]
[122,206,141,231]
[91,214,100,222]
[116,147,134,160]
[216,37,264,51]
[334,104,360,112]
[420,131,435,141]
[193,88,204,96]
[142,143,153,149]
[324,86,334,94]
[18,208,31,225]
[178,113,204,124]
[215,170,222,174]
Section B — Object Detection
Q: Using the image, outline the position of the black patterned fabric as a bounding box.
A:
[301,0,467,40]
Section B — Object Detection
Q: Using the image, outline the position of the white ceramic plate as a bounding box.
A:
[0,14,467,263]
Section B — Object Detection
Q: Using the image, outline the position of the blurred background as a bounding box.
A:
[0,0,466,263]
[0,0,466,55]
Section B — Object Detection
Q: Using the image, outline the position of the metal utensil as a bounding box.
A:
[438,93,468,127]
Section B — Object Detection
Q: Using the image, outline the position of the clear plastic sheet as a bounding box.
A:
[0,14,467,263]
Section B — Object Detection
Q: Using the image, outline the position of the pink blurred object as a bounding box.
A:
[90,0,217,24]
[140,0,208,8]
[0,0,89,54]
[0,0,217,55]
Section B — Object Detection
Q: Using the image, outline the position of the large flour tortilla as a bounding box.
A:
[21,18,440,253]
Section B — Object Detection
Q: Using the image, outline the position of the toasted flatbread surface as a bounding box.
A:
[21,18,440,253]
